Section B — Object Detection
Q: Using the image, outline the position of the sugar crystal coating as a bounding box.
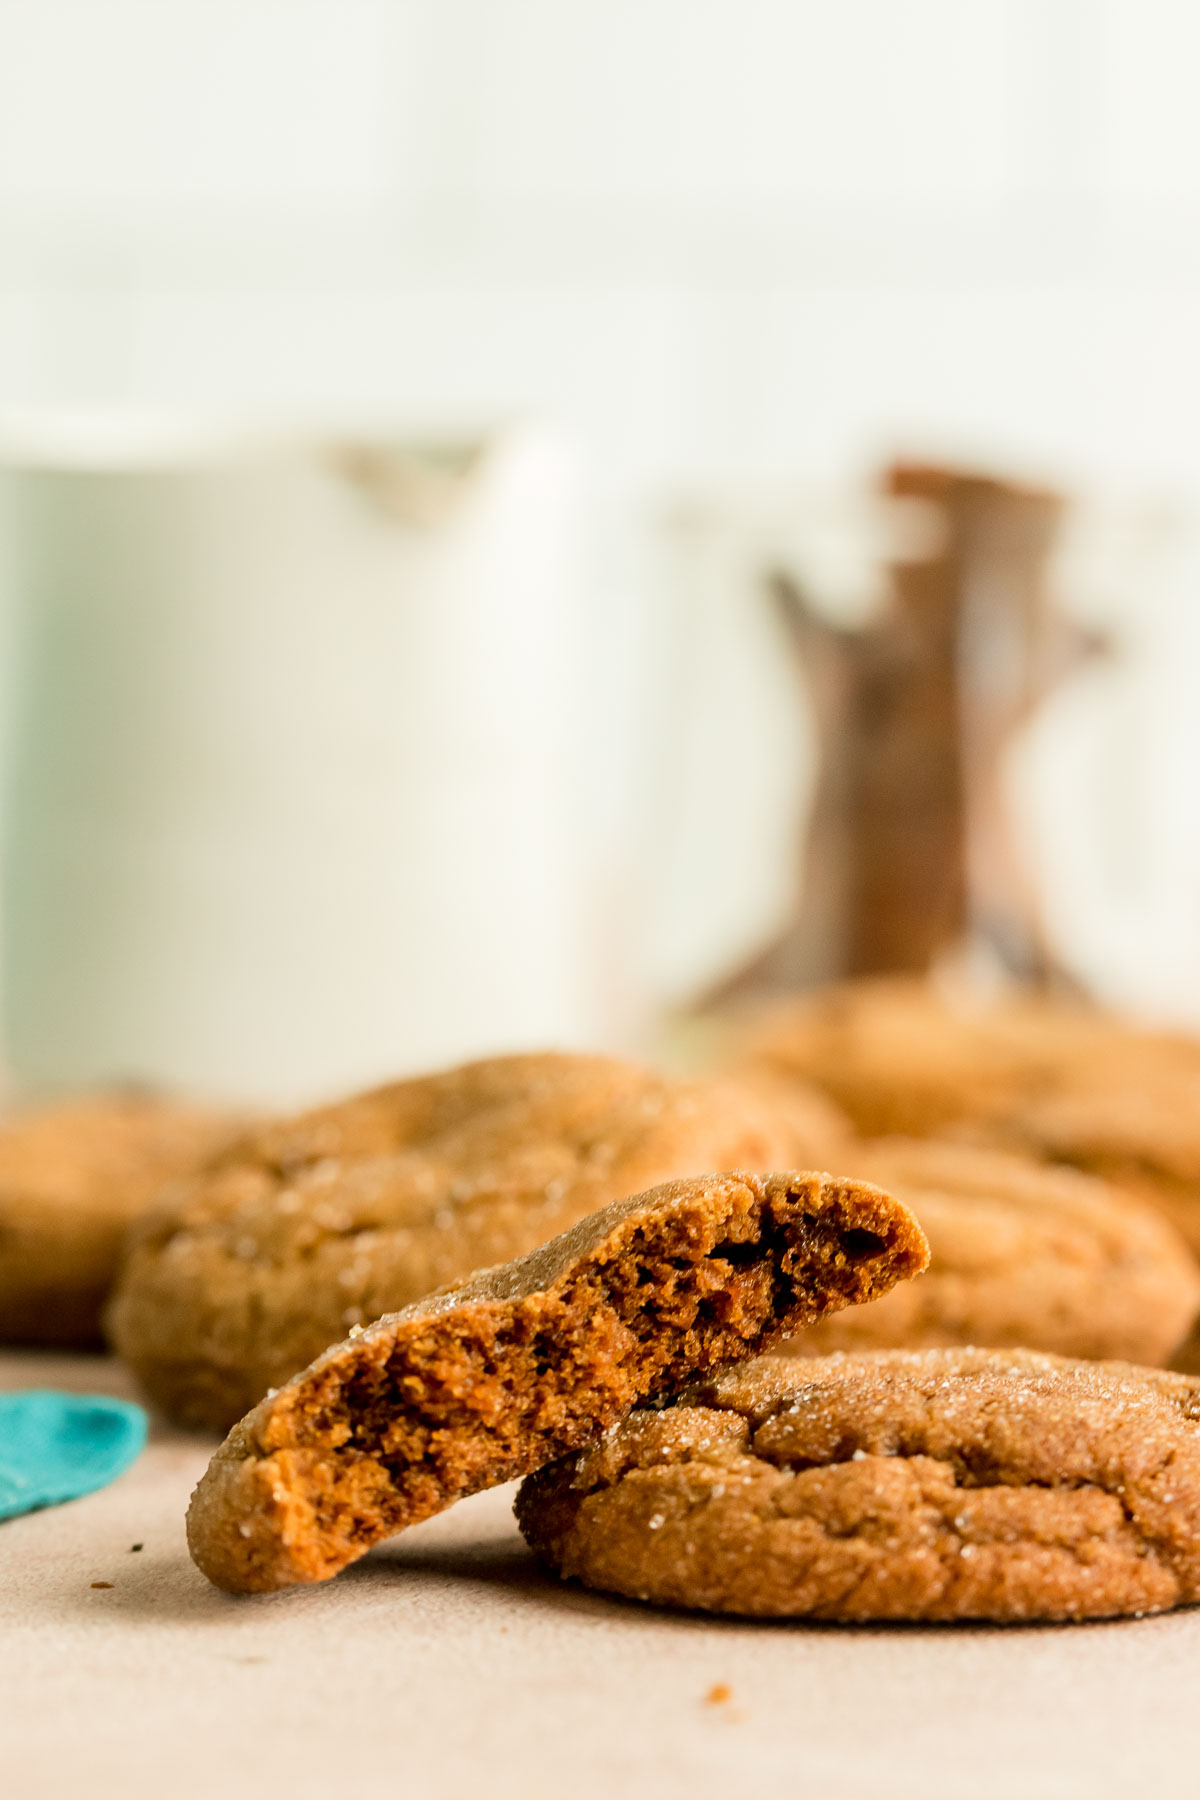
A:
[517,1347,1200,1621]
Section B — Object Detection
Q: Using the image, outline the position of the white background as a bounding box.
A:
[2,0,1200,1048]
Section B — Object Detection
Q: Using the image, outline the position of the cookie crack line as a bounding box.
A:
[573,1441,1181,1527]
[185,1170,927,1594]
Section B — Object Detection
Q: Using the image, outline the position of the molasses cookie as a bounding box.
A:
[0,1093,241,1348]
[516,1348,1200,1622]
[110,1053,843,1431]
[187,1168,927,1593]
[736,978,1200,1255]
[778,1139,1200,1366]
[977,1058,1200,1260]
[734,977,1126,1140]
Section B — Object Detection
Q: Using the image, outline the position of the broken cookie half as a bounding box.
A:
[187,1169,926,1593]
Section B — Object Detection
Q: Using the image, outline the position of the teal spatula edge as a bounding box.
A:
[0,1391,148,1521]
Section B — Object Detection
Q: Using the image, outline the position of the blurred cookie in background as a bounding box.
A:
[108,1050,827,1431]
[733,977,1200,1256]
[774,1139,1200,1367]
[713,1060,852,1169]
[969,1060,1200,1262]
[0,1094,244,1349]
[730,977,1133,1139]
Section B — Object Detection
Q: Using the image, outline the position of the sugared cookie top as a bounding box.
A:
[516,1347,1200,1622]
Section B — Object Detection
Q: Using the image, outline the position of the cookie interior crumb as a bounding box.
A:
[187,1171,926,1594]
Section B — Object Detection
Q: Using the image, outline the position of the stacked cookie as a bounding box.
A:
[9,1009,1200,1626]
[775,1137,1200,1367]
[185,1169,928,1593]
[734,977,1200,1360]
[181,1174,1200,1624]
[735,975,1200,1253]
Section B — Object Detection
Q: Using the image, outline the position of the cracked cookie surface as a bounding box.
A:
[186,1169,926,1594]
[777,1140,1200,1366]
[516,1347,1200,1621]
[110,1053,837,1431]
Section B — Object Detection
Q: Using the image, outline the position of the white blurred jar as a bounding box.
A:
[0,421,595,1105]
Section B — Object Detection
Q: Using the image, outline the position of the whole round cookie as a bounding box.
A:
[0,1094,241,1348]
[109,1052,842,1431]
[777,1139,1200,1366]
[516,1348,1200,1622]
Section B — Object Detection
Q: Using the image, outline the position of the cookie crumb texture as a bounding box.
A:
[111,1053,835,1431]
[516,1349,1200,1623]
[186,1171,925,1594]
